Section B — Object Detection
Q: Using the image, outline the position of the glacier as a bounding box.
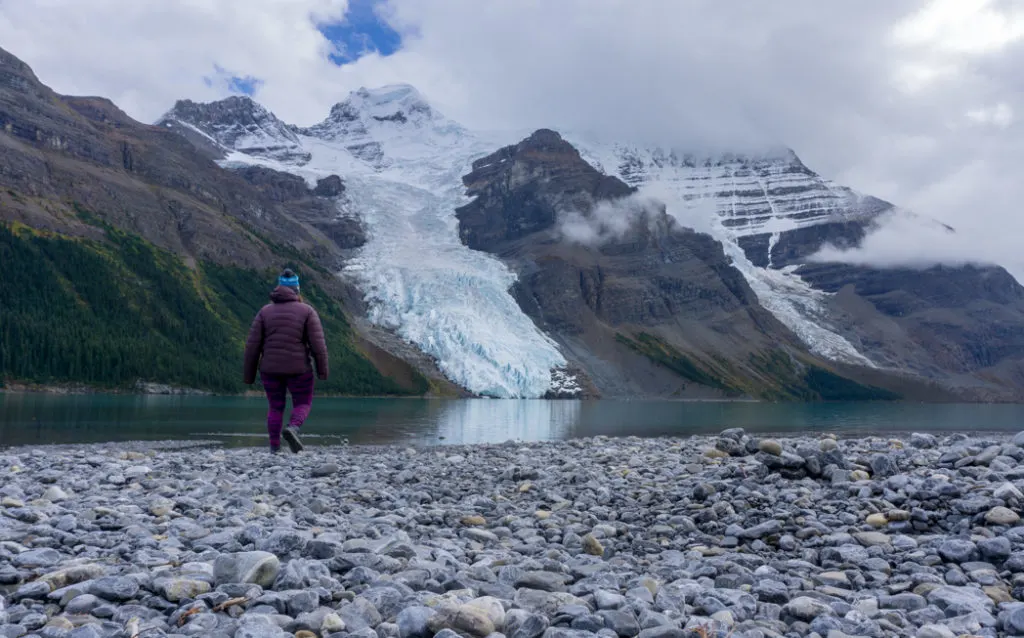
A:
[167,86,573,398]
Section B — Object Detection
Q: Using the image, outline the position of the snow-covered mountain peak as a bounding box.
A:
[567,135,891,240]
[158,95,309,164]
[310,83,455,138]
[297,85,480,172]
[347,83,431,116]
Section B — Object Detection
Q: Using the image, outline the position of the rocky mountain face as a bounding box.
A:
[797,263,1024,393]
[0,46,440,396]
[454,130,914,400]
[457,130,635,251]
[0,47,331,268]
[569,138,1024,401]
[231,166,365,255]
[160,96,310,164]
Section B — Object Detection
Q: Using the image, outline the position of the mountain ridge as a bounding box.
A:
[6,44,1024,400]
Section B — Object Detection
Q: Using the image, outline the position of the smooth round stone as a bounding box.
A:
[322,613,346,634]
[427,605,495,638]
[213,552,280,587]
[984,506,1020,525]
[758,440,783,456]
[1004,606,1024,635]
[938,540,978,564]
[91,576,140,602]
[855,531,890,547]
[582,534,604,556]
[312,463,340,478]
[398,606,439,638]
[41,486,70,502]
[158,578,212,602]
[865,513,888,528]
[784,597,834,622]
[460,516,487,526]
[65,594,101,614]
[977,536,1012,561]
[13,548,61,568]
[149,498,175,516]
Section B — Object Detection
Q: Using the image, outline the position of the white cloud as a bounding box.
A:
[891,0,1024,56]
[2,0,1024,280]
[809,212,993,270]
[0,0,353,125]
[966,102,1014,128]
[557,194,668,247]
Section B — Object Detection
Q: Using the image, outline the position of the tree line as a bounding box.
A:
[0,222,425,395]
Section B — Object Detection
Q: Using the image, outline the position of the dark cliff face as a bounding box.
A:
[796,262,1024,386]
[231,167,364,251]
[738,221,872,269]
[313,174,345,198]
[0,46,339,269]
[455,129,634,251]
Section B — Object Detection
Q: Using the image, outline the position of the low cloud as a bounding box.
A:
[557,194,672,246]
[557,183,726,248]
[807,211,1000,271]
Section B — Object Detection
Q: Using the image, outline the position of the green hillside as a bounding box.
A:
[0,220,427,396]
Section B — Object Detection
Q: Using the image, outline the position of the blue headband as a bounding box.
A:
[279,274,299,288]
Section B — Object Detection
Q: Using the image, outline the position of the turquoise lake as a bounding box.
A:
[2,393,1023,448]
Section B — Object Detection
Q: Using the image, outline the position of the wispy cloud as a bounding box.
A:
[557,194,669,246]
[808,211,1001,272]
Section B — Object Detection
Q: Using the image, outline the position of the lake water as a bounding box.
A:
[1,393,1023,448]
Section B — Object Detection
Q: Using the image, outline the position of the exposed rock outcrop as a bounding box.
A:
[456,129,634,251]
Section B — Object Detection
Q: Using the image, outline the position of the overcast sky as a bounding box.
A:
[2,0,1023,278]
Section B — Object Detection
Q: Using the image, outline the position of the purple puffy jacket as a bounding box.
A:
[243,286,329,384]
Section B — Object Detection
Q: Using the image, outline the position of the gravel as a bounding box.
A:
[1,429,1023,638]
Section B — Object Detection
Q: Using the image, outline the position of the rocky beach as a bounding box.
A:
[2,430,1024,638]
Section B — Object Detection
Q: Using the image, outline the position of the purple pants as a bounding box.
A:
[261,370,315,447]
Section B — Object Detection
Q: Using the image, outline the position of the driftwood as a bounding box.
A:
[176,608,202,627]
[211,596,249,612]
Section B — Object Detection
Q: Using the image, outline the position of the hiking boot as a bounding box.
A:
[270,445,281,455]
[282,425,304,453]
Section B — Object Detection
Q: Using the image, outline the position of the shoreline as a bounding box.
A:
[0,381,1009,405]
[0,383,430,400]
[1,431,1023,637]
[0,385,764,402]
[2,387,1007,407]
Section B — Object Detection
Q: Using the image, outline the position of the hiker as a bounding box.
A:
[243,268,329,453]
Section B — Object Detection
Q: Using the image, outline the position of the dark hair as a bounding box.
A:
[281,267,296,278]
